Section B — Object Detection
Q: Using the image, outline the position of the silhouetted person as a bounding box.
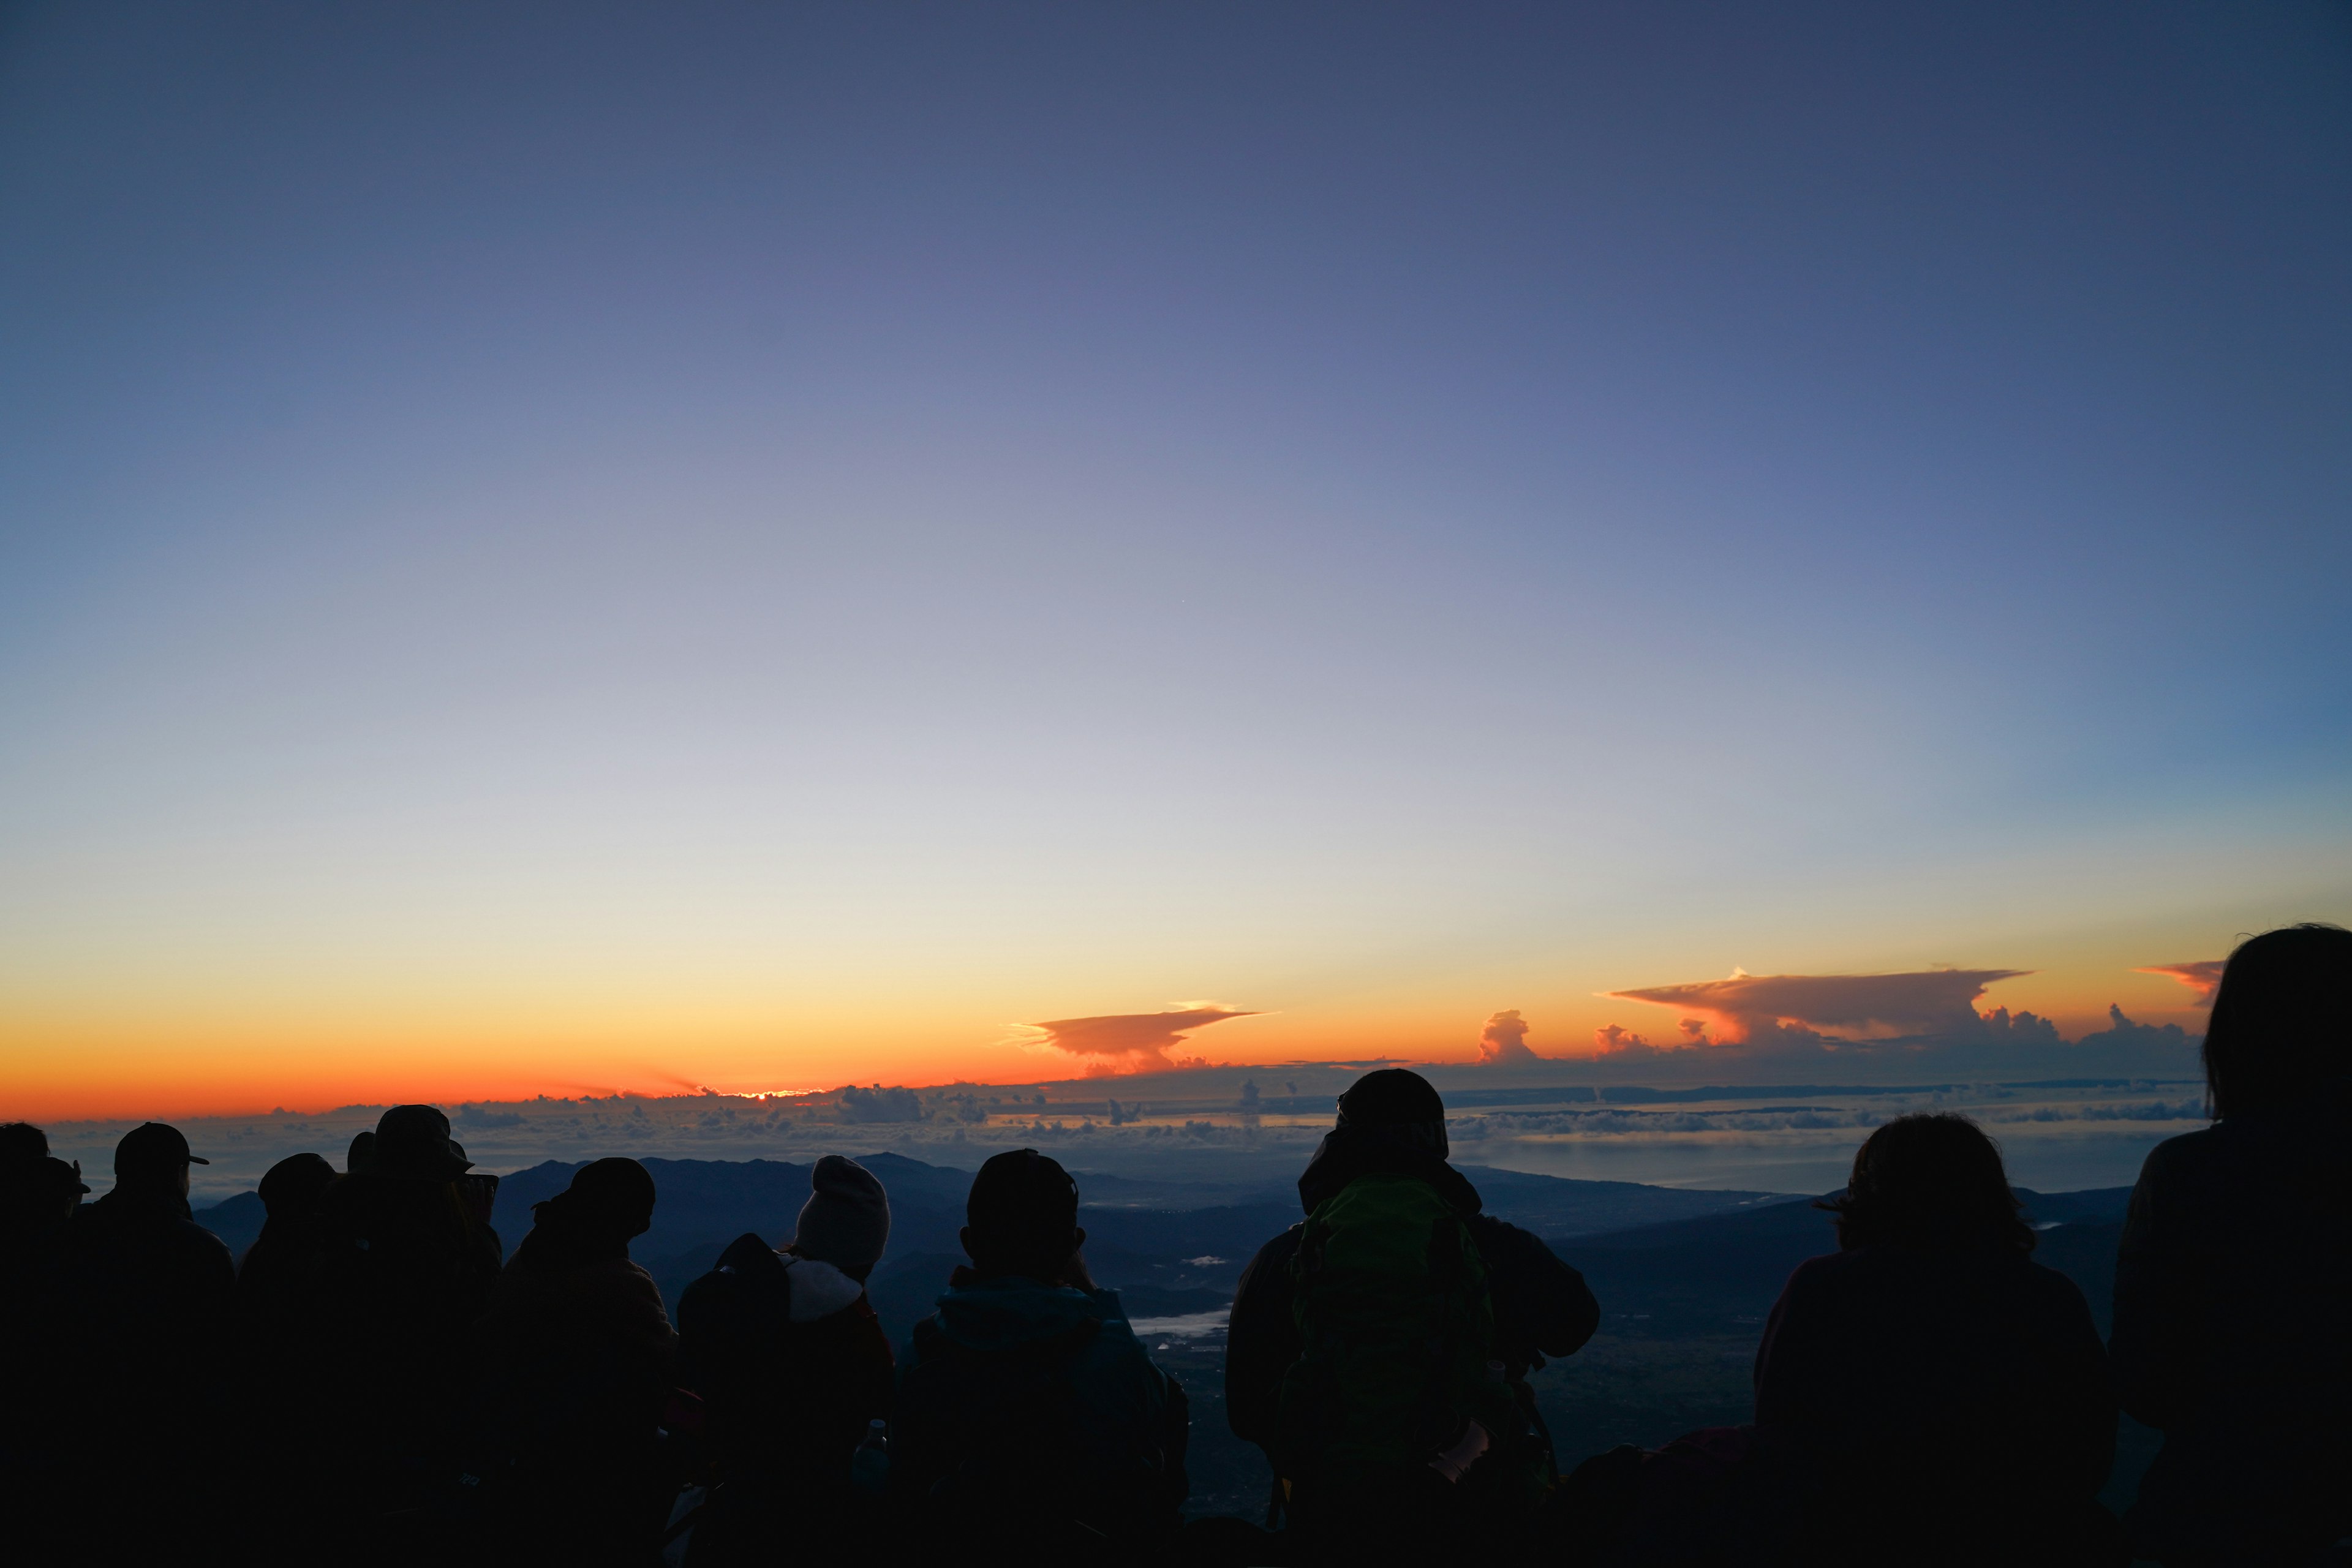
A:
[0,1120,49,1162]
[2111,922,2352,1566]
[309,1104,503,1553]
[0,1125,86,1563]
[676,1155,895,1562]
[240,1150,337,1313]
[1226,1068,1597,1561]
[231,1151,339,1566]
[1751,1113,2116,1567]
[53,1122,236,1564]
[475,1156,676,1566]
[891,1148,1189,1553]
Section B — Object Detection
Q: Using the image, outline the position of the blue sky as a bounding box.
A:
[1,2,2347,1112]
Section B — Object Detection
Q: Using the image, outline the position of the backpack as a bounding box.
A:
[1274,1174,1547,1513]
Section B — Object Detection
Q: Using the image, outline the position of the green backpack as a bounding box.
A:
[1273,1174,1548,1509]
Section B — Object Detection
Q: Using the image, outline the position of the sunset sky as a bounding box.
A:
[4,3,2348,1121]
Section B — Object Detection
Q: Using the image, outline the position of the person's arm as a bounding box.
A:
[1470,1216,1600,1373]
[1751,1259,1830,1445]
[2037,1268,2118,1502]
[1224,1226,1302,1448]
[2109,1139,2203,1430]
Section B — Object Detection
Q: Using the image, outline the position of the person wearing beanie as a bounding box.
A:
[1223,1068,1600,1558]
[675,1155,897,1562]
[791,1153,892,1276]
[477,1158,677,1567]
[888,1150,1191,1550]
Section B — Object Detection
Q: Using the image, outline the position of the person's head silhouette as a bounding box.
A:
[113,1122,208,1200]
[0,1122,48,1163]
[2202,922,2352,1119]
[1826,1112,2030,1254]
[961,1148,1082,1284]
[1334,1067,1449,1158]
[258,1152,336,1223]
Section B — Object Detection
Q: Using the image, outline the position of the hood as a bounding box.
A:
[1298,1122,1482,1217]
[929,1269,1123,1352]
[780,1254,865,1324]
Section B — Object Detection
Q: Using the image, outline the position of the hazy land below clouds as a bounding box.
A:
[43,1063,2205,1206]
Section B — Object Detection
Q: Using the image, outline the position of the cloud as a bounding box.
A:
[1477,1009,1545,1064]
[1017,1004,1259,1073]
[2137,960,2225,1006]
[1605,967,2048,1047]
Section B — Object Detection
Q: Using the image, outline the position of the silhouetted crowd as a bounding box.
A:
[3,923,2346,1567]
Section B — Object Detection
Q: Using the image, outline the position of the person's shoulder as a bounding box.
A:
[1466,1212,1551,1255]
[2138,1123,2225,1181]
[1245,1222,1305,1268]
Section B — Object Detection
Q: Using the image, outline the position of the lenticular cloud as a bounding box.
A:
[1608,967,2034,1043]
[1016,1005,1258,1073]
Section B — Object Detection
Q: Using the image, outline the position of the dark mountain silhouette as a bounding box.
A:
[194,1153,1781,1321]
[1556,1186,2132,1334]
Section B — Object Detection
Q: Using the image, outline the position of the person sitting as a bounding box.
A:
[1225,1068,1599,1561]
[475,1156,677,1567]
[2111,922,2352,1566]
[890,1148,1189,1553]
[52,1122,237,1565]
[1752,1112,2116,1566]
[675,1155,896,1561]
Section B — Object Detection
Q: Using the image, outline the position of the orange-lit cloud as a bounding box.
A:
[1598,967,2054,1054]
[1015,1004,1258,1074]
[1476,1009,1545,1064]
[2136,960,2225,1006]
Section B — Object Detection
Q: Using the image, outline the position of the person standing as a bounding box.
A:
[53,1122,236,1564]
[476,1157,677,1567]
[1751,1113,2116,1566]
[676,1155,895,1562]
[2112,922,2352,1566]
[890,1148,1188,1553]
[1225,1069,1597,1562]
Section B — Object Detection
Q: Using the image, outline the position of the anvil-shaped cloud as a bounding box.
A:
[2137,960,2226,1005]
[1016,1004,1259,1073]
[1605,967,2045,1050]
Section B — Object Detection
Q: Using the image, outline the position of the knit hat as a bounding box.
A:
[964,1148,1080,1279]
[1335,1068,1449,1158]
[791,1155,891,1270]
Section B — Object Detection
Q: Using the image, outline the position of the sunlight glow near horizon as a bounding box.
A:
[2,2,2348,1122]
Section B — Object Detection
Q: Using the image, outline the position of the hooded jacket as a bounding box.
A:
[891,1267,1188,1540]
[1224,1122,1599,1450]
[677,1231,893,1485]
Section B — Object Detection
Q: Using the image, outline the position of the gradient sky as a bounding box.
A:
[4,2,2349,1119]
